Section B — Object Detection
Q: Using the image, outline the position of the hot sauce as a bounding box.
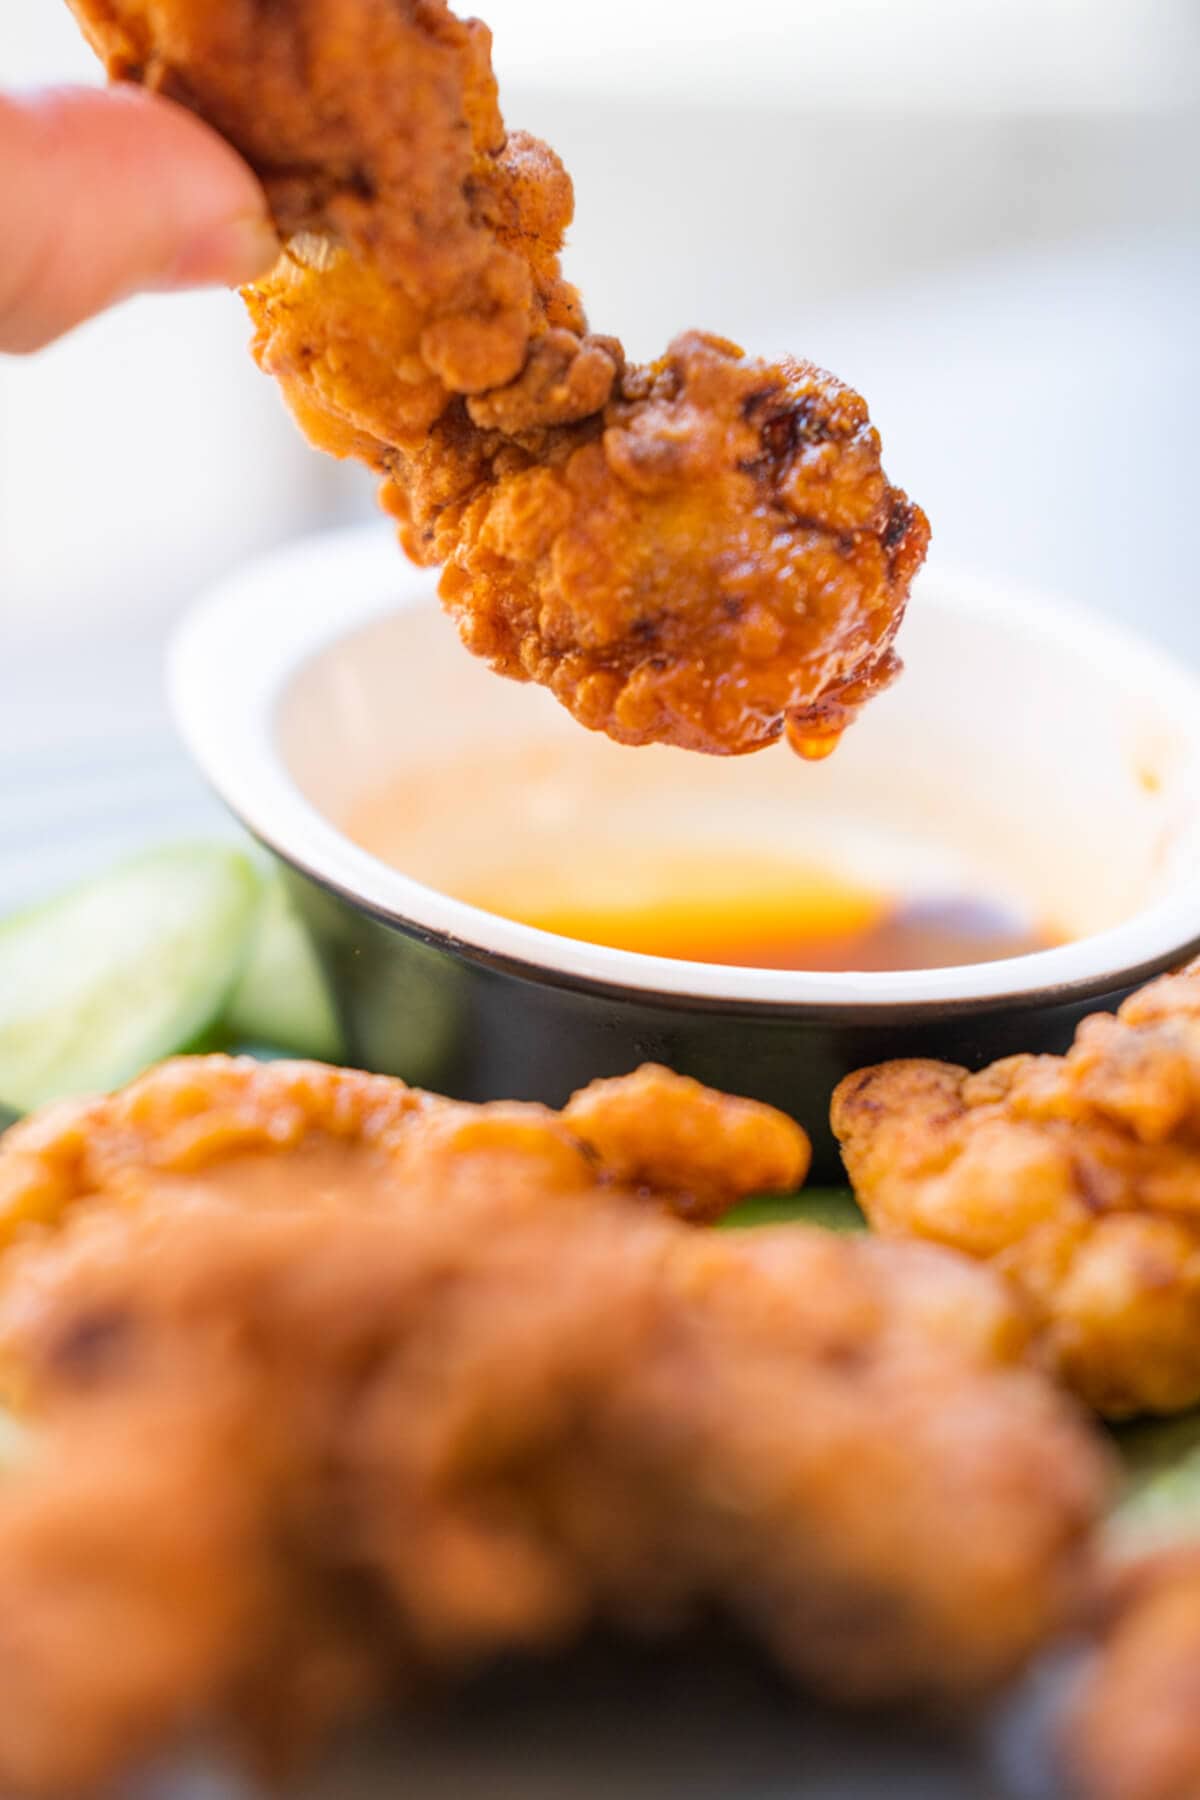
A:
[463,859,1056,972]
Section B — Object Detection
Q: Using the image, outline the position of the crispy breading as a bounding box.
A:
[832,963,1200,1418]
[561,1064,811,1221]
[0,1057,807,1251]
[65,0,928,757]
[1066,1549,1200,1800]
[0,1057,1105,1794]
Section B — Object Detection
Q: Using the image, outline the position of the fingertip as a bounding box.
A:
[156,214,282,292]
[98,82,271,236]
[0,84,275,351]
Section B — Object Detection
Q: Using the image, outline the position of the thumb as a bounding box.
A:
[0,84,278,353]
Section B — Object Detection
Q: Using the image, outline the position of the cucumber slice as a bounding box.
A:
[223,877,343,1063]
[0,844,260,1113]
[1110,1409,1200,1550]
[719,1188,865,1232]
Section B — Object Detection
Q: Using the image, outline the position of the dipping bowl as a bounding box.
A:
[171,526,1200,1176]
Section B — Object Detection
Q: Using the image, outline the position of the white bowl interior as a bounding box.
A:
[280,558,1200,947]
[171,525,1200,1005]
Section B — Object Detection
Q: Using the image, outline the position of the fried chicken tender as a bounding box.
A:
[561,1063,812,1221]
[832,963,1200,1418]
[66,0,929,757]
[0,1057,807,1250]
[0,1056,1106,1795]
[1066,1549,1200,1800]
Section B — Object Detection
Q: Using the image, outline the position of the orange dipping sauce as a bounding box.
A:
[347,761,1060,975]
[498,898,1055,971]
[467,861,1056,971]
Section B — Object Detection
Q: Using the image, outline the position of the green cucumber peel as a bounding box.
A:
[0,844,261,1113]
[1110,1409,1200,1550]
[222,876,344,1063]
[720,1188,865,1232]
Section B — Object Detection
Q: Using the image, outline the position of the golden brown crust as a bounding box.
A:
[831,963,1200,1417]
[0,1055,808,1251]
[65,0,928,756]
[561,1063,810,1220]
[0,1056,1106,1792]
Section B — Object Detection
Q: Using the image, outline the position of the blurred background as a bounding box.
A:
[3,0,1200,902]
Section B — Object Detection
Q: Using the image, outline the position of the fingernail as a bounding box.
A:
[156,214,281,292]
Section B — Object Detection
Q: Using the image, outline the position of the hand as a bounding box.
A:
[0,84,278,353]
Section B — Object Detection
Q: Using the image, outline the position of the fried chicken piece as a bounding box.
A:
[1065,1549,1200,1800]
[0,1197,1105,1795]
[561,1063,812,1221]
[0,1056,1105,1793]
[66,0,929,757]
[831,963,1200,1418]
[0,1057,807,1257]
